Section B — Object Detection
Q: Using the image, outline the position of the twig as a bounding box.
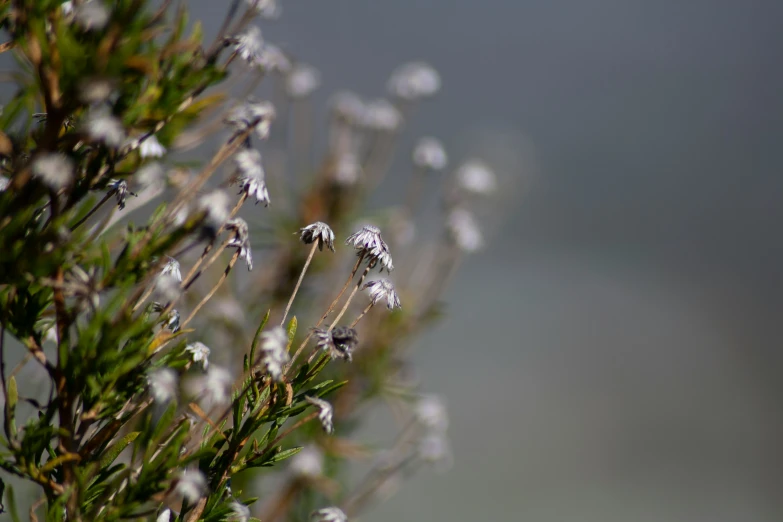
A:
[280,241,319,326]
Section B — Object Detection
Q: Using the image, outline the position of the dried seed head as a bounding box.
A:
[260,326,290,381]
[235,148,269,206]
[148,368,178,404]
[73,0,110,31]
[446,208,483,252]
[139,134,166,158]
[388,61,441,100]
[286,63,321,99]
[32,153,74,190]
[289,446,324,479]
[361,99,402,132]
[185,342,211,371]
[455,160,497,195]
[345,225,394,271]
[313,327,359,361]
[226,217,253,270]
[198,190,231,236]
[161,257,182,283]
[310,507,348,522]
[413,137,448,171]
[232,26,264,66]
[85,108,125,148]
[106,179,137,210]
[300,222,335,252]
[228,501,251,522]
[305,396,334,434]
[176,469,207,503]
[414,395,448,432]
[362,279,401,310]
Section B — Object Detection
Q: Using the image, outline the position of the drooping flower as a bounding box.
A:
[387,61,441,100]
[32,153,74,190]
[176,469,207,504]
[454,160,497,195]
[232,26,264,66]
[152,303,181,333]
[362,279,401,310]
[310,506,348,522]
[299,222,335,252]
[85,107,125,148]
[259,326,289,381]
[106,179,136,210]
[161,257,182,283]
[148,368,178,404]
[446,208,483,253]
[312,327,358,362]
[345,225,394,271]
[226,218,253,270]
[305,396,334,434]
[412,137,448,171]
[198,190,231,237]
[185,342,211,371]
[235,149,269,206]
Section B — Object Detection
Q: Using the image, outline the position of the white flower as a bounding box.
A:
[414,395,448,432]
[226,218,253,271]
[225,99,276,140]
[85,108,125,147]
[299,222,335,252]
[106,179,136,210]
[161,257,182,283]
[32,153,74,191]
[154,273,181,304]
[257,43,291,73]
[260,326,289,382]
[139,134,166,158]
[148,368,178,403]
[388,61,441,100]
[361,99,402,132]
[199,366,233,406]
[185,342,211,371]
[289,446,323,479]
[305,396,334,434]
[412,137,448,171]
[0,176,9,192]
[455,160,496,195]
[73,0,110,31]
[61,1,74,16]
[310,506,347,522]
[330,91,365,124]
[176,469,207,503]
[135,162,165,190]
[446,208,483,253]
[332,152,361,186]
[198,190,231,236]
[233,26,264,66]
[417,433,452,469]
[78,77,114,105]
[246,0,281,18]
[345,225,393,271]
[228,501,251,522]
[151,305,180,333]
[235,149,269,206]
[362,279,401,310]
[156,508,172,522]
[286,63,320,99]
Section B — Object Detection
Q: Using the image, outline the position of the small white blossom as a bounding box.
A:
[257,43,291,73]
[197,366,233,406]
[260,326,289,381]
[0,176,9,192]
[233,26,264,66]
[246,0,281,18]
[413,137,448,171]
[300,222,335,252]
[154,273,181,304]
[414,395,448,432]
[85,108,125,148]
[176,469,207,503]
[361,99,402,132]
[235,149,269,206]
[151,305,180,333]
[388,61,441,100]
[225,99,276,140]
[455,160,497,195]
[139,134,166,158]
[185,342,211,371]
[417,433,452,469]
[106,179,136,210]
[61,1,74,16]
[32,153,74,191]
[135,162,165,190]
[73,0,110,31]
[198,190,231,236]
[446,208,483,253]
[330,91,365,124]
[332,152,361,185]
[289,446,323,479]
[310,506,347,522]
[148,368,178,403]
[305,396,334,434]
[345,225,394,271]
[362,279,401,310]
[286,63,320,99]
[161,257,182,283]
[156,508,172,522]
[226,218,253,270]
[78,77,114,105]
[228,501,251,522]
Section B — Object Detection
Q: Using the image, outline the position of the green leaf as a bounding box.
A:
[248,310,271,368]
[100,431,140,470]
[286,316,297,352]
[6,485,19,522]
[5,376,17,437]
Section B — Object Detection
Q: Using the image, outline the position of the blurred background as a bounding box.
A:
[8,0,783,520]
[211,1,783,521]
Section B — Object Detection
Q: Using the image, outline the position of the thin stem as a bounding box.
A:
[328,264,372,331]
[280,242,319,326]
[287,254,365,369]
[70,192,112,231]
[181,250,240,329]
[349,301,375,328]
[259,412,318,456]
